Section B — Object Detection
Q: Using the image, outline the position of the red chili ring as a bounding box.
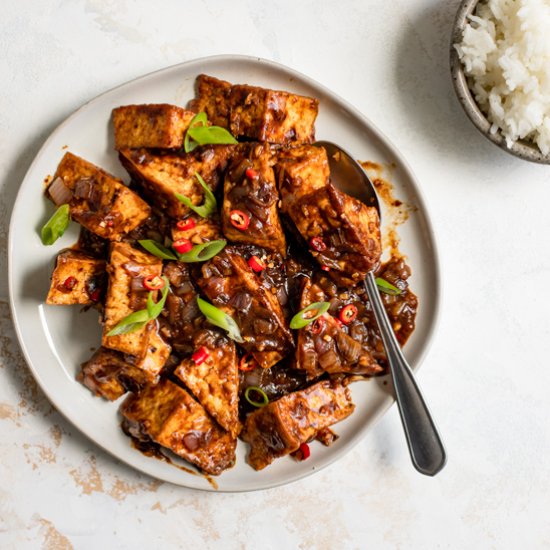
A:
[247,255,265,273]
[143,274,165,291]
[229,209,250,231]
[239,353,258,372]
[309,236,327,252]
[192,346,210,365]
[309,316,326,335]
[299,442,310,460]
[173,238,193,254]
[63,276,77,290]
[176,218,196,231]
[321,265,331,272]
[339,304,358,324]
[245,168,258,179]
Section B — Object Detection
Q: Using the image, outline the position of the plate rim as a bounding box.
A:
[8,54,442,492]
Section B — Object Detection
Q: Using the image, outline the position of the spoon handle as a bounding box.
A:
[365,272,446,476]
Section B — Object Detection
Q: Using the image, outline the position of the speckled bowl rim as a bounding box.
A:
[450,0,550,165]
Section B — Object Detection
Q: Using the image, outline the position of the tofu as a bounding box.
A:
[118,145,234,219]
[188,75,319,143]
[120,379,237,476]
[127,326,171,383]
[174,331,240,438]
[188,74,232,128]
[102,242,163,359]
[276,144,381,283]
[241,379,355,470]
[294,279,382,377]
[77,347,150,401]
[229,84,319,144]
[46,250,106,305]
[276,144,330,210]
[222,144,286,256]
[170,215,223,245]
[113,104,196,150]
[49,152,151,240]
[198,247,293,369]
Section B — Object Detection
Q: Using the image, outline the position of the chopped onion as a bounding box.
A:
[48,177,73,206]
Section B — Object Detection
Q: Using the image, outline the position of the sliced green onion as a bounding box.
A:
[244,386,269,408]
[175,173,217,218]
[146,276,170,318]
[186,125,238,148]
[196,296,244,343]
[289,301,331,330]
[375,277,402,296]
[184,112,208,153]
[107,276,170,336]
[176,239,226,263]
[106,309,151,336]
[139,239,178,260]
[41,204,70,245]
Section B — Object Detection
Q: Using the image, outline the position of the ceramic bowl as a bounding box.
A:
[450,0,550,165]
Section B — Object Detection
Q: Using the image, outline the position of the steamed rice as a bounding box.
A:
[455,0,550,155]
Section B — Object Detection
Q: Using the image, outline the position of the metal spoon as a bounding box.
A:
[316,140,446,477]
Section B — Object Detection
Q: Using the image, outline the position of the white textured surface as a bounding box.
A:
[1,1,549,548]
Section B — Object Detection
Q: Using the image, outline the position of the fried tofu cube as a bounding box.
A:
[112,104,196,150]
[46,250,106,305]
[77,347,150,401]
[102,242,163,358]
[198,247,293,369]
[170,215,223,245]
[48,152,150,240]
[229,84,319,144]
[127,326,171,383]
[188,74,232,128]
[294,279,382,377]
[119,145,234,219]
[120,379,237,476]
[276,144,330,210]
[241,379,355,470]
[174,331,240,438]
[222,145,286,256]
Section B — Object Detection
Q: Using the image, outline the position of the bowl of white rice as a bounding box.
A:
[451,0,550,164]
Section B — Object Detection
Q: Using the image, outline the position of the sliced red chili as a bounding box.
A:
[298,442,310,460]
[309,316,326,335]
[106,220,114,228]
[245,168,258,179]
[143,274,165,291]
[192,346,210,365]
[247,255,265,272]
[239,353,258,372]
[229,209,250,231]
[173,238,193,254]
[63,276,77,290]
[176,218,196,231]
[321,265,330,272]
[339,304,358,324]
[309,236,327,252]
[89,288,101,302]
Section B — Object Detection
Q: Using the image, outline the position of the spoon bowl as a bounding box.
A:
[316,140,447,476]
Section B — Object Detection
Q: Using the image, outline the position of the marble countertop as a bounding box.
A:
[2,1,549,548]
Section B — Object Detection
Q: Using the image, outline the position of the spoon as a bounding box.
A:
[316,140,446,477]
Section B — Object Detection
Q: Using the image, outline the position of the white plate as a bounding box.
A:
[8,55,441,492]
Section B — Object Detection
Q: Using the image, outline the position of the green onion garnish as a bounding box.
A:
[138,239,178,260]
[184,112,237,153]
[289,301,331,330]
[175,173,217,218]
[176,239,226,263]
[196,296,244,343]
[375,277,402,296]
[41,204,71,245]
[106,276,169,336]
[244,386,269,408]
